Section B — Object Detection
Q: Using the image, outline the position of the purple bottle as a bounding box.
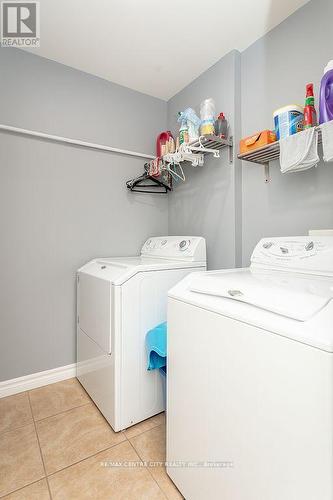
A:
[319,61,333,124]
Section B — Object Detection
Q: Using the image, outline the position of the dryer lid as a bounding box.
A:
[78,256,205,285]
[189,269,333,321]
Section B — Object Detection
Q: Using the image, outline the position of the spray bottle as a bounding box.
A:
[178,112,189,145]
[215,112,228,138]
[303,83,317,129]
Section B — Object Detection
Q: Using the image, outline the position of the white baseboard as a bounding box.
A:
[0,363,77,398]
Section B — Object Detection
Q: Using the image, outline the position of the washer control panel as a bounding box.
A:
[141,236,206,262]
[251,236,333,275]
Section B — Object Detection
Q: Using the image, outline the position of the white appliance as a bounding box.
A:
[77,236,206,432]
[166,236,333,500]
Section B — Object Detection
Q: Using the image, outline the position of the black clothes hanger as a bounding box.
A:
[126,171,172,194]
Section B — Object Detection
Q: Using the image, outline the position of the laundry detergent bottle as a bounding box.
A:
[319,60,333,124]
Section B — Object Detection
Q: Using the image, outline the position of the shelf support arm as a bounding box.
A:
[264,163,270,183]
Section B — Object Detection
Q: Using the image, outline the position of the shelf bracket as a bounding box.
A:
[264,163,270,183]
[228,136,233,164]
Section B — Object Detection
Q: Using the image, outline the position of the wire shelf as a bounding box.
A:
[237,128,322,165]
[187,135,233,163]
[237,128,322,182]
[189,135,233,151]
[238,141,280,165]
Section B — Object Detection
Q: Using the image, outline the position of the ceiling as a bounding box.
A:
[23,0,310,100]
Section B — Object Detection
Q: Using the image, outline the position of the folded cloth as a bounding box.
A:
[146,322,167,371]
[279,127,319,173]
[320,120,333,162]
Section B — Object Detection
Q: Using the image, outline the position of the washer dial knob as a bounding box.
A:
[179,240,190,251]
[305,241,314,251]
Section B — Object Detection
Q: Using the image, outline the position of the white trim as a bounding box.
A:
[0,124,155,160]
[0,363,77,398]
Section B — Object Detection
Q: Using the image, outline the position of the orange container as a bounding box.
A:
[239,130,276,154]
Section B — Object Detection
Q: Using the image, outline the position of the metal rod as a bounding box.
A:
[0,123,155,160]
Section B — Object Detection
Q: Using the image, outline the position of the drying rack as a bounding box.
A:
[238,127,322,183]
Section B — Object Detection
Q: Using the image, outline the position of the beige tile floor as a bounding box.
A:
[0,378,183,499]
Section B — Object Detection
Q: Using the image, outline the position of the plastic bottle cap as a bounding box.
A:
[218,113,225,119]
[324,60,333,74]
[273,105,304,117]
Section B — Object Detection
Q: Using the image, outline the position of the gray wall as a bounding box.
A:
[167,50,242,270]
[0,48,168,381]
[241,0,333,264]
[2,0,333,382]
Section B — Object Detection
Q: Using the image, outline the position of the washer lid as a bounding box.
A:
[190,269,333,321]
[168,268,333,352]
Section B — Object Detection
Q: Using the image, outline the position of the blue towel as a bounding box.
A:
[146,322,167,372]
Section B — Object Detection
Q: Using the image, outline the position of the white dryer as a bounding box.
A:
[77,236,206,432]
[167,235,333,500]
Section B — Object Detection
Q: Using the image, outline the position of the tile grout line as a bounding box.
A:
[0,391,34,438]
[44,422,165,479]
[43,426,167,489]
[0,478,46,499]
[125,429,168,500]
[0,398,92,437]
[45,437,128,478]
[27,391,53,500]
[124,420,164,440]
[29,400,92,424]
[0,477,46,498]
[0,408,162,440]
[0,420,35,438]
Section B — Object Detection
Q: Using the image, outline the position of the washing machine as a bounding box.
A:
[167,235,333,500]
[76,236,206,432]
